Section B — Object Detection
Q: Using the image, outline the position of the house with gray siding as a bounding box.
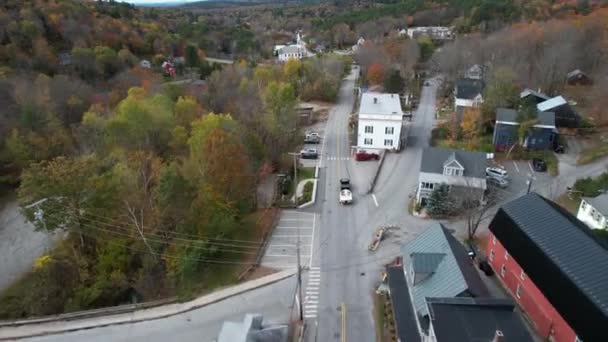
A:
[493,108,556,151]
[537,96,579,128]
[417,147,487,205]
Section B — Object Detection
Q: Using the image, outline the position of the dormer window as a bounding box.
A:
[443,152,464,177]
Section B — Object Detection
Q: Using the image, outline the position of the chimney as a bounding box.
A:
[373,97,378,104]
[391,94,394,98]
[492,330,504,342]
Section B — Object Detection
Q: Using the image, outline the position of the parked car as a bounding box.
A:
[486,167,509,180]
[340,178,351,190]
[488,177,509,189]
[304,135,320,144]
[300,148,318,159]
[532,158,547,172]
[355,151,379,161]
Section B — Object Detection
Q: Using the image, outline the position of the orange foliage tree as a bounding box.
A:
[367,63,385,85]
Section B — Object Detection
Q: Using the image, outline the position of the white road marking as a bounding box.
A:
[263,254,312,257]
[280,218,314,222]
[528,161,534,173]
[372,194,379,207]
[272,235,313,238]
[275,226,314,229]
[513,161,520,173]
[308,214,316,268]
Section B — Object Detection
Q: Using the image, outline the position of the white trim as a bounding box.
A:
[533,124,556,129]
[496,120,519,126]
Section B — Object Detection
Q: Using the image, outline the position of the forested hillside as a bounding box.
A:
[0,0,348,318]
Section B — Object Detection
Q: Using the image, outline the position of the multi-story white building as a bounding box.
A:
[357,93,404,151]
[577,194,608,230]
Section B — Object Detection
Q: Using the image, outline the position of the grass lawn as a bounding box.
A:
[297,166,315,181]
[578,142,608,165]
[435,135,494,153]
[556,193,580,215]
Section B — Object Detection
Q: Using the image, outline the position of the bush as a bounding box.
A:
[573,172,608,197]
[299,180,314,204]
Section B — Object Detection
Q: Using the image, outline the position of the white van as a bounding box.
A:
[486,167,509,180]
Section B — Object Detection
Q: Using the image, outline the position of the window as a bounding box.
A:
[505,251,509,260]
[385,127,394,134]
[364,138,373,145]
[516,284,523,299]
[492,236,496,245]
[384,139,393,147]
[500,264,506,278]
[490,250,495,262]
[520,270,526,280]
[421,182,434,190]
[364,126,374,134]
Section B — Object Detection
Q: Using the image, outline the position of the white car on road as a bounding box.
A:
[339,189,353,204]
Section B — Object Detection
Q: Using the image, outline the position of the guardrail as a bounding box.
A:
[0,297,176,328]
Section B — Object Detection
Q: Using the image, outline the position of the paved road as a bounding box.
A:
[23,275,297,342]
[307,71,439,342]
[0,195,60,292]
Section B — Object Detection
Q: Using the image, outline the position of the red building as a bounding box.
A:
[486,193,608,342]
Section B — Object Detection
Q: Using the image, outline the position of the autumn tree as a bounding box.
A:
[263,81,297,161]
[367,63,385,85]
[106,87,174,151]
[18,155,118,247]
[482,66,520,121]
[460,107,482,148]
[384,69,405,94]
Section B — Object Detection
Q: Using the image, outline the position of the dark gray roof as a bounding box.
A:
[412,253,445,273]
[455,78,484,99]
[490,193,608,341]
[387,265,422,342]
[583,193,608,214]
[520,88,550,101]
[536,111,555,127]
[496,108,518,123]
[420,147,487,179]
[427,297,535,342]
[401,223,488,316]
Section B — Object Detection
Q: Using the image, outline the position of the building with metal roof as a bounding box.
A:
[487,193,608,342]
[426,297,535,342]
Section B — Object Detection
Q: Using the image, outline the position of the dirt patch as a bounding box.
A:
[243,266,278,281]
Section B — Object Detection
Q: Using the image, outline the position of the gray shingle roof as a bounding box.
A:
[401,223,488,317]
[427,297,535,342]
[420,147,487,179]
[387,265,422,342]
[499,194,608,316]
[584,193,608,215]
[455,78,484,99]
[496,108,518,123]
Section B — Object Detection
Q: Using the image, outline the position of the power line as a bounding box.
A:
[44,200,273,246]
[39,212,295,259]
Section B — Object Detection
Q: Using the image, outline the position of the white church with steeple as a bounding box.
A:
[274,31,312,62]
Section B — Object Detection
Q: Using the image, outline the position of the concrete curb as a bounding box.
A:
[0,269,297,341]
[298,166,319,209]
[367,150,387,194]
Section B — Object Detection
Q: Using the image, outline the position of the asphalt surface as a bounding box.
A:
[307,71,440,342]
[0,196,61,292]
[23,275,297,342]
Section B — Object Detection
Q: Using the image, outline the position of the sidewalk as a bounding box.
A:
[0,269,296,341]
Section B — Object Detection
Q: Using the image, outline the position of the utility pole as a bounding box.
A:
[288,151,303,321]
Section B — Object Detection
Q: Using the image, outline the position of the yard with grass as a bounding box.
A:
[578,141,608,165]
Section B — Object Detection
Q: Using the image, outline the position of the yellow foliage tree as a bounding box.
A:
[460,107,482,147]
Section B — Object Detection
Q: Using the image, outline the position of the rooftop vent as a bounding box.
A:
[373,97,378,104]
[492,330,504,342]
